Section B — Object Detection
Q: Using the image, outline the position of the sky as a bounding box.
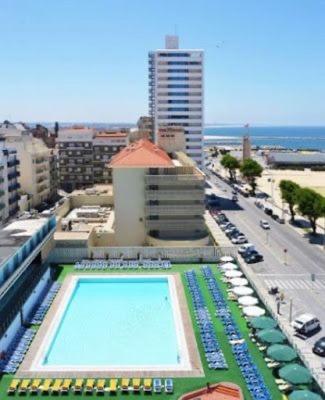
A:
[1,0,325,125]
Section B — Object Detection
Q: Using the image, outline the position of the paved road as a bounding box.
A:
[206,170,325,357]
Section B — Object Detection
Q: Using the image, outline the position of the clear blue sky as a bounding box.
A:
[1,0,325,125]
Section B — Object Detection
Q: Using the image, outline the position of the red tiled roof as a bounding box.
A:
[109,139,173,167]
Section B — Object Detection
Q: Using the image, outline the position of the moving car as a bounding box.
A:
[238,243,255,254]
[245,253,264,263]
[313,337,325,357]
[260,220,270,229]
[291,314,321,335]
[232,235,247,244]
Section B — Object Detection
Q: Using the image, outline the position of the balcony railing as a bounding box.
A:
[8,182,20,191]
[145,218,205,230]
[145,189,203,201]
[145,204,205,216]
[9,194,20,205]
[145,174,204,185]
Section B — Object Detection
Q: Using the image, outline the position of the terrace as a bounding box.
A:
[0,261,323,400]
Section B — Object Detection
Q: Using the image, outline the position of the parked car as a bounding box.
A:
[232,235,248,244]
[260,220,270,229]
[264,207,273,216]
[220,222,232,230]
[245,253,264,263]
[238,243,255,254]
[226,228,240,237]
[292,314,321,336]
[277,218,285,224]
[313,337,325,357]
[232,195,238,202]
[165,379,174,394]
[229,231,244,239]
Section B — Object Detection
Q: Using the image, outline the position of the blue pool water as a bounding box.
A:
[43,277,180,366]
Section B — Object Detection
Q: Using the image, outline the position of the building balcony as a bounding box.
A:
[145,189,204,201]
[37,184,48,194]
[8,171,20,180]
[145,218,205,230]
[9,194,20,205]
[145,204,205,216]
[36,175,48,184]
[9,206,19,216]
[8,182,20,191]
[0,190,4,197]
[35,158,46,164]
[7,159,19,168]
[145,174,204,185]
[0,202,5,210]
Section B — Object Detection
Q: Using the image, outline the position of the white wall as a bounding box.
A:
[113,168,147,246]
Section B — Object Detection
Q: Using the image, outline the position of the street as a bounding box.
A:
[206,170,325,362]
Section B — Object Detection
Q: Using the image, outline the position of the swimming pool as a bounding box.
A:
[25,274,201,375]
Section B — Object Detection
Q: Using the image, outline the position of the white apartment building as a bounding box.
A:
[149,35,204,165]
[0,122,51,208]
[0,139,20,223]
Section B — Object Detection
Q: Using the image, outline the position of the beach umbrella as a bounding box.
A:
[238,295,258,306]
[289,390,322,400]
[220,262,238,271]
[232,286,254,296]
[243,306,265,317]
[257,328,286,344]
[251,316,277,330]
[220,256,234,263]
[224,270,243,278]
[267,344,297,362]
[230,277,248,286]
[279,364,312,385]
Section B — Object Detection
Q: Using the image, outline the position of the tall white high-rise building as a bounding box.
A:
[149,35,204,165]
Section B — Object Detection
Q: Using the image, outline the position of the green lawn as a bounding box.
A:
[0,264,282,400]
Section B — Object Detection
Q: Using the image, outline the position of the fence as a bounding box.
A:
[49,245,236,264]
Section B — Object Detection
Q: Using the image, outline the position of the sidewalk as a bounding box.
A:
[238,256,325,393]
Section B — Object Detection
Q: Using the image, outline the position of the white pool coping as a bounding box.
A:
[18,273,203,378]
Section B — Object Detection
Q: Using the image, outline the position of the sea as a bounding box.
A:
[36,122,325,151]
[204,126,325,151]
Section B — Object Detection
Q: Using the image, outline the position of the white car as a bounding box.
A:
[291,314,320,335]
[260,220,270,229]
[232,235,247,244]
[238,243,255,254]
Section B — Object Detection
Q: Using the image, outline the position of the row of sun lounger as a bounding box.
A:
[202,266,271,400]
[75,259,171,270]
[8,378,174,395]
[28,281,61,325]
[0,328,35,374]
[185,270,228,370]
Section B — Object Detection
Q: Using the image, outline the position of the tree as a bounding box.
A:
[240,158,263,195]
[296,188,325,234]
[220,154,240,181]
[279,180,300,222]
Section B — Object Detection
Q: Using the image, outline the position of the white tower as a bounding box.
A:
[149,35,204,165]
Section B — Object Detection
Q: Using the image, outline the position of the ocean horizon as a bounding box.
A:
[30,122,325,151]
[204,125,325,150]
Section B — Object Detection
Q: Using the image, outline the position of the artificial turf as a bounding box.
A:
[0,264,283,400]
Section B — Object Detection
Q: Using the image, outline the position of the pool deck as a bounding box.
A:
[17,272,204,378]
